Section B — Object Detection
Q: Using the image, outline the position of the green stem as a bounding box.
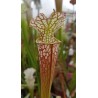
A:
[29,89,34,98]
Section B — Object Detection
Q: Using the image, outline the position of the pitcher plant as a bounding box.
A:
[30,9,65,98]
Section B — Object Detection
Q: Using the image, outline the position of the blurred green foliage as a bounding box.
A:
[21,19,41,95]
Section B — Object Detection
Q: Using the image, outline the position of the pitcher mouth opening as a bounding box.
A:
[36,37,61,44]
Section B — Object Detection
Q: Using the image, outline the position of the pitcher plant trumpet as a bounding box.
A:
[30,9,65,98]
